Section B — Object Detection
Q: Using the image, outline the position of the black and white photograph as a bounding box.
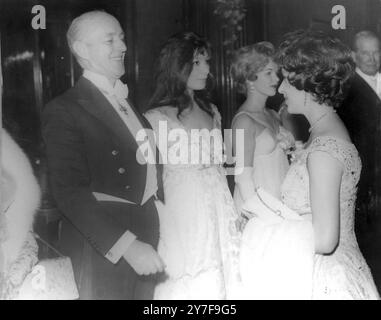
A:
[1,0,381,303]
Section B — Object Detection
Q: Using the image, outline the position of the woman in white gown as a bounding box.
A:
[230,42,293,219]
[1,129,40,299]
[240,30,379,299]
[144,32,241,300]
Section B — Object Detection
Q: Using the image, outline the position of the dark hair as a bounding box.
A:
[148,31,213,117]
[276,29,355,109]
[231,42,275,94]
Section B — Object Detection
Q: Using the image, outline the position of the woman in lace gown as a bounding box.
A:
[240,30,379,299]
[1,129,40,299]
[144,32,241,300]
[230,43,293,220]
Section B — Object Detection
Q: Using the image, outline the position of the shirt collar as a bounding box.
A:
[356,67,379,81]
[83,70,128,98]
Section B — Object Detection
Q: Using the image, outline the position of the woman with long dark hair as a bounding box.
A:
[144,32,240,299]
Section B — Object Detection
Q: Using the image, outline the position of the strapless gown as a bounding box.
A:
[144,106,241,300]
[232,110,290,212]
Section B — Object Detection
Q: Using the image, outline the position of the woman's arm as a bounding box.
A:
[307,151,343,254]
[232,114,257,201]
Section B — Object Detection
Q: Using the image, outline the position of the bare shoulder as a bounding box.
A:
[232,112,258,133]
[145,106,177,120]
[159,106,178,119]
[307,148,344,177]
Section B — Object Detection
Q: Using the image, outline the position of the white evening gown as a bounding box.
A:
[144,106,241,300]
[281,136,379,299]
[239,136,380,299]
[232,110,291,213]
[231,111,297,299]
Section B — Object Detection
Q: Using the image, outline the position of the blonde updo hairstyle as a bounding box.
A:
[230,42,275,95]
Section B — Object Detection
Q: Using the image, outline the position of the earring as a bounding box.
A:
[304,92,308,107]
[247,81,255,93]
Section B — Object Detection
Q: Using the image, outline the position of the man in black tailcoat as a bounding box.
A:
[43,11,165,299]
[339,30,381,223]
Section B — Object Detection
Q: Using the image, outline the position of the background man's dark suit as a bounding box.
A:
[43,77,162,299]
[339,73,381,222]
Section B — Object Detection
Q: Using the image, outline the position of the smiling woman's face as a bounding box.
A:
[250,60,279,97]
[186,52,210,92]
[278,69,306,114]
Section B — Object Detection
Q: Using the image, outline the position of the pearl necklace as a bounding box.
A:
[308,109,336,133]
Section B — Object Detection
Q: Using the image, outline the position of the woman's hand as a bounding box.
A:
[242,193,284,225]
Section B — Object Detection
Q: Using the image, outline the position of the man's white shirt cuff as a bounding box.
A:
[105,231,137,264]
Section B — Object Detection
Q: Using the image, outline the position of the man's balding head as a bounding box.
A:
[66,11,126,83]
[353,30,380,76]
[67,11,115,53]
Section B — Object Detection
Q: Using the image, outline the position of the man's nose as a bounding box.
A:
[117,39,127,52]
[371,53,380,64]
[365,52,377,64]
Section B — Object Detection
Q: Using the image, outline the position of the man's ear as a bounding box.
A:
[72,40,89,60]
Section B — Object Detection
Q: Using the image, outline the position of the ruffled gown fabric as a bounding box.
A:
[232,112,297,299]
[239,217,314,299]
[1,233,38,299]
[144,106,241,300]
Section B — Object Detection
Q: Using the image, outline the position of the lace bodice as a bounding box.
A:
[144,105,224,173]
[144,105,241,299]
[240,136,379,299]
[281,136,361,242]
[281,136,381,299]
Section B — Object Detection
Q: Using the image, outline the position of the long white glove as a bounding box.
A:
[241,187,302,224]
[234,166,256,202]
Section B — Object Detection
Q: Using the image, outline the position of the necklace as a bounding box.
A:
[308,109,336,133]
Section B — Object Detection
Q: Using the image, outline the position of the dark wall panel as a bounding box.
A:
[266,0,380,45]
[135,0,184,112]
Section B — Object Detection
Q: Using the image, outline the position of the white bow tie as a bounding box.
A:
[111,80,129,100]
[107,80,130,114]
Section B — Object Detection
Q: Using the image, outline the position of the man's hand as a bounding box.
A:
[123,239,165,276]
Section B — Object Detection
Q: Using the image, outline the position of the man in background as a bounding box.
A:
[339,30,381,225]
